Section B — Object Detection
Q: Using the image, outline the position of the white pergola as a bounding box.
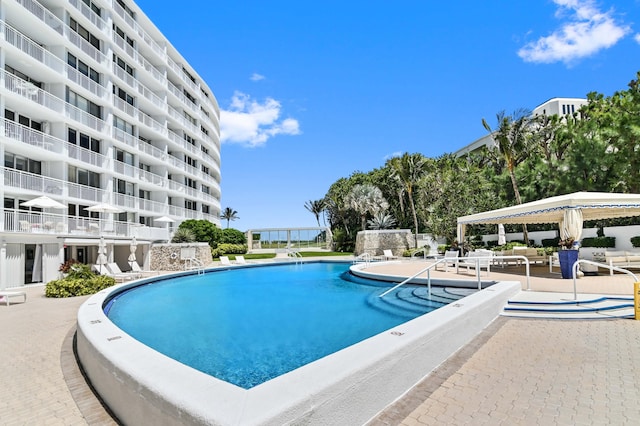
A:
[457,192,640,242]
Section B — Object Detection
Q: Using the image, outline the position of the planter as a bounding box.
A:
[558,250,579,279]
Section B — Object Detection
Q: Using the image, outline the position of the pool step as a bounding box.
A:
[368,286,473,319]
[501,296,635,319]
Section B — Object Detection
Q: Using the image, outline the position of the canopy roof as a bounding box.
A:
[458,192,640,226]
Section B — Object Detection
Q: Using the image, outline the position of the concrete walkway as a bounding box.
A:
[1,262,639,425]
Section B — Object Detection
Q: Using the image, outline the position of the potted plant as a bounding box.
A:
[557,237,579,279]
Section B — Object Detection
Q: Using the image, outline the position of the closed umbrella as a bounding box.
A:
[498,224,506,246]
[96,237,108,274]
[561,208,583,243]
[128,236,138,266]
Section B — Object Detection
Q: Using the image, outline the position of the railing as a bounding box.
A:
[68,0,108,31]
[2,21,65,74]
[2,209,167,240]
[15,0,64,35]
[378,255,532,298]
[572,260,638,301]
[287,249,303,264]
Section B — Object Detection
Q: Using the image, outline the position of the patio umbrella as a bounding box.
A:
[498,224,506,245]
[96,237,108,274]
[85,203,124,234]
[155,216,175,224]
[128,236,137,264]
[560,208,583,242]
[20,196,66,209]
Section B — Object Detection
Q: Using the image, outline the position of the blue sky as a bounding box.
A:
[136,0,640,231]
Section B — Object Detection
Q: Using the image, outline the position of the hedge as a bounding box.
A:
[45,275,116,298]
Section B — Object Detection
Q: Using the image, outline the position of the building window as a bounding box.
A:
[202,205,210,214]
[201,126,209,136]
[116,0,135,19]
[113,24,134,48]
[69,17,100,50]
[67,53,100,84]
[113,85,134,105]
[113,54,134,76]
[115,148,134,165]
[139,189,150,200]
[82,0,102,16]
[114,178,135,196]
[185,199,197,210]
[201,185,210,195]
[182,67,196,84]
[184,90,196,104]
[186,155,197,168]
[5,152,41,174]
[184,134,196,145]
[67,89,102,118]
[68,128,101,153]
[201,145,209,155]
[184,111,196,125]
[113,115,134,135]
[185,177,197,189]
[68,166,100,187]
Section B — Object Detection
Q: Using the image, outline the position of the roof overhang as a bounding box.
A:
[458,192,640,226]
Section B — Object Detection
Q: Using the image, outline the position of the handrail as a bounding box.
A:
[572,260,638,300]
[378,254,532,298]
[353,253,372,265]
[287,249,303,264]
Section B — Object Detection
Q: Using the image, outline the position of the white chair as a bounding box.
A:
[235,256,247,265]
[0,290,27,306]
[106,262,141,279]
[382,249,399,260]
[436,250,459,272]
[549,252,561,273]
[219,256,232,266]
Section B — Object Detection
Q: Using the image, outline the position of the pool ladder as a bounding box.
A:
[184,257,205,274]
[287,249,303,264]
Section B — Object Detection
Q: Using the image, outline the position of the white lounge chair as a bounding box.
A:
[436,250,459,272]
[383,249,399,260]
[106,262,141,279]
[235,255,248,265]
[0,290,27,306]
[219,256,232,266]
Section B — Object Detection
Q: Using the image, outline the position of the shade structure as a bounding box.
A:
[458,192,640,241]
[20,196,66,209]
[85,203,125,214]
[154,216,175,223]
[128,236,137,263]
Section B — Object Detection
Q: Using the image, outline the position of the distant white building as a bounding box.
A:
[454,97,587,157]
[1,0,221,287]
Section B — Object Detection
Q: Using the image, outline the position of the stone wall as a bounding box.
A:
[354,230,414,257]
[150,243,213,271]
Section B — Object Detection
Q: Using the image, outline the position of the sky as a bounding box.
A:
[135,0,640,231]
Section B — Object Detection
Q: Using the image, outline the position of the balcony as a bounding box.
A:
[68,0,108,32]
[3,209,168,240]
[1,21,65,74]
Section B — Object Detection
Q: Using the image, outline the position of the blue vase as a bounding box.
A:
[558,250,579,279]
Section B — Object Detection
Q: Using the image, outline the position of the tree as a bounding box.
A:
[388,153,428,247]
[220,207,239,229]
[177,219,222,246]
[482,109,535,244]
[304,199,326,226]
[344,183,388,231]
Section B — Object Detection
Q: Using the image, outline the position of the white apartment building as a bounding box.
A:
[454,97,588,157]
[0,0,221,288]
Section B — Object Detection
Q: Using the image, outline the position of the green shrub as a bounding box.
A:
[221,228,247,244]
[171,227,195,243]
[211,243,247,258]
[542,237,560,247]
[45,275,116,298]
[631,236,640,248]
[581,237,616,248]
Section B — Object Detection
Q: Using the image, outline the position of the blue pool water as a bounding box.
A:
[105,262,468,389]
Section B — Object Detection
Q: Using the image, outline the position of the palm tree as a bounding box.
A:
[482,109,534,244]
[304,199,326,226]
[344,183,388,231]
[388,153,427,247]
[220,207,239,229]
[367,212,397,230]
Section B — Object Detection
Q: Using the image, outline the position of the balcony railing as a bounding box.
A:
[15,0,64,35]
[2,209,168,240]
[68,0,108,32]
[1,21,65,74]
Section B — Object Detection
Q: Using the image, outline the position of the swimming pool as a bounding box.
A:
[104,262,468,388]
[77,260,520,425]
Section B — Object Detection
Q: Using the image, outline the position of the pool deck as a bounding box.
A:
[1,259,639,425]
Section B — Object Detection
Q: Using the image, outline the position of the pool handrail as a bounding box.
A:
[287,249,303,264]
[571,259,638,301]
[378,255,532,298]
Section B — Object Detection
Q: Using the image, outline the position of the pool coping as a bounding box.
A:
[76,261,520,425]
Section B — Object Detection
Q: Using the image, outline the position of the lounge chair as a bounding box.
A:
[0,290,27,306]
[106,262,141,279]
[235,255,248,265]
[92,264,132,281]
[382,249,399,260]
[219,256,232,266]
[436,250,459,272]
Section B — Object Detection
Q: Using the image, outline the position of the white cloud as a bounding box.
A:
[220,91,301,147]
[250,73,265,81]
[635,33,640,44]
[517,0,630,64]
[383,151,403,161]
